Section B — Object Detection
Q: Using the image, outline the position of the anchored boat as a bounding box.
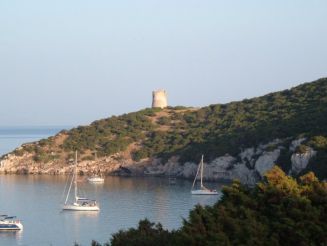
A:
[191,155,219,195]
[0,215,23,231]
[62,152,100,211]
[87,175,104,183]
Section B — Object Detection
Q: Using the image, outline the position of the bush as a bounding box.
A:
[157,116,170,125]
[132,149,148,161]
[110,219,176,246]
[84,167,327,246]
[309,135,327,150]
[14,148,24,156]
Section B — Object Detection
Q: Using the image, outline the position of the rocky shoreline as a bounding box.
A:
[0,138,317,186]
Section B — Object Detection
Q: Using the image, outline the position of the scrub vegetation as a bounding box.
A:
[16,78,327,178]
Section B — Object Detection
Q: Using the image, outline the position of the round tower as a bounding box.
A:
[152,90,168,108]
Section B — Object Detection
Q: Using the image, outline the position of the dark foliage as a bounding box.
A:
[83,167,327,246]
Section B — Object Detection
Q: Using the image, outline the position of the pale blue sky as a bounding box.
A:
[0,0,326,126]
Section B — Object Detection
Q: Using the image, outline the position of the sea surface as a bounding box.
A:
[0,127,223,246]
[0,126,65,156]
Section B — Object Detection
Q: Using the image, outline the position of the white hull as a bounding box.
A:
[191,189,219,195]
[62,204,99,211]
[0,222,23,231]
[88,177,104,183]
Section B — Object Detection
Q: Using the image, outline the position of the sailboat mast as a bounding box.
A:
[74,151,78,202]
[191,157,201,190]
[200,155,204,188]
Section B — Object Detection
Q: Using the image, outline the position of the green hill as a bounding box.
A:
[13,77,327,179]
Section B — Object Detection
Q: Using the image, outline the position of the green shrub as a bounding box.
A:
[132,149,148,161]
[309,135,327,150]
[157,116,170,125]
[14,148,24,156]
[85,167,327,246]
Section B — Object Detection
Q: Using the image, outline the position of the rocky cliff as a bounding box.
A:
[0,137,318,185]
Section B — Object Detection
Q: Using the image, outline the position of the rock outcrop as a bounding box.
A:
[255,149,281,177]
[290,148,317,175]
[0,138,318,186]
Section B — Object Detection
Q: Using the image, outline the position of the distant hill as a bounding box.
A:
[2,77,327,180]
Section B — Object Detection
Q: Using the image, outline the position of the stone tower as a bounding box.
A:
[152,90,168,108]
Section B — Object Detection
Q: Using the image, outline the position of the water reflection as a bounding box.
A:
[0,231,22,239]
[61,210,100,243]
[0,175,222,245]
[0,230,23,245]
[61,210,100,219]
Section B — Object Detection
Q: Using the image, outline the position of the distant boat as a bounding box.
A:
[0,215,23,231]
[191,155,219,195]
[87,175,104,183]
[62,152,100,211]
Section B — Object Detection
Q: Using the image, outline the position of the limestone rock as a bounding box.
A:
[204,155,235,180]
[230,164,258,186]
[180,162,198,179]
[289,138,306,152]
[290,147,316,175]
[255,149,281,177]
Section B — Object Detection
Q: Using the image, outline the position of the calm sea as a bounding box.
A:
[0,127,222,246]
[0,127,65,156]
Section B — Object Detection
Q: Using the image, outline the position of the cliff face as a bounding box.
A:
[142,138,317,185]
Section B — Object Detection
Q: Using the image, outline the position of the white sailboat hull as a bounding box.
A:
[87,177,104,183]
[62,204,99,211]
[191,189,219,195]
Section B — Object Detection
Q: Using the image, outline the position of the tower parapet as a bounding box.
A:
[152,90,168,108]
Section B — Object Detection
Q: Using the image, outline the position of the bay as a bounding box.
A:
[0,127,222,246]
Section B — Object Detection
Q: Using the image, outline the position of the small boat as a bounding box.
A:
[87,175,104,183]
[62,152,99,211]
[0,215,23,231]
[191,155,219,195]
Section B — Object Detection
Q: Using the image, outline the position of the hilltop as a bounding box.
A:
[1,78,327,184]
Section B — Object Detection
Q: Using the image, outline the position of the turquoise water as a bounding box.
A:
[0,128,222,246]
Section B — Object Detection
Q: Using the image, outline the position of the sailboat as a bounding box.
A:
[191,155,219,195]
[62,151,100,211]
[87,151,104,183]
[87,175,104,183]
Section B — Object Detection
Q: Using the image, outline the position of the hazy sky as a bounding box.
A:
[0,0,326,126]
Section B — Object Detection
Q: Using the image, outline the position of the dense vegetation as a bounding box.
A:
[18,78,327,177]
[59,78,327,160]
[81,167,327,246]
